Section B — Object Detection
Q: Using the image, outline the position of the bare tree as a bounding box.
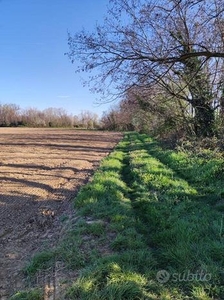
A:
[79,110,99,129]
[21,108,45,127]
[0,104,20,126]
[67,0,224,136]
[43,107,73,127]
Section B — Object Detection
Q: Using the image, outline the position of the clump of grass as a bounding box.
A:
[24,250,56,277]
[65,248,161,300]
[9,289,43,300]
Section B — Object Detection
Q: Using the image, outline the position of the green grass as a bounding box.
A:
[25,251,56,277]
[11,132,224,299]
[10,289,43,300]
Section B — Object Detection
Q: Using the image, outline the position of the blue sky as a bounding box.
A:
[0,0,112,116]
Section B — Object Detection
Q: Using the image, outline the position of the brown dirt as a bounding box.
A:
[0,128,122,299]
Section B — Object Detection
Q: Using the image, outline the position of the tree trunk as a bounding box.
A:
[192,99,214,137]
[220,88,224,116]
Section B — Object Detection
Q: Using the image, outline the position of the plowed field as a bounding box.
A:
[0,128,122,299]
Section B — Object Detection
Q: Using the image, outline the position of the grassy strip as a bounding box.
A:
[10,133,224,299]
[64,138,158,299]
[126,133,224,299]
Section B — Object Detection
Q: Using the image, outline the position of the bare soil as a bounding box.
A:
[0,128,122,299]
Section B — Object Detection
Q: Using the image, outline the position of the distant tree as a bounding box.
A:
[21,108,45,127]
[79,110,99,129]
[0,104,20,126]
[67,0,224,137]
[101,107,121,130]
[73,114,80,127]
[46,107,73,127]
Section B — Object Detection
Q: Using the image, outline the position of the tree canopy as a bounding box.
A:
[67,0,224,137]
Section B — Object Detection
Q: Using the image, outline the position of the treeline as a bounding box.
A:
[100,87,224,146]
[0,103,100,129]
